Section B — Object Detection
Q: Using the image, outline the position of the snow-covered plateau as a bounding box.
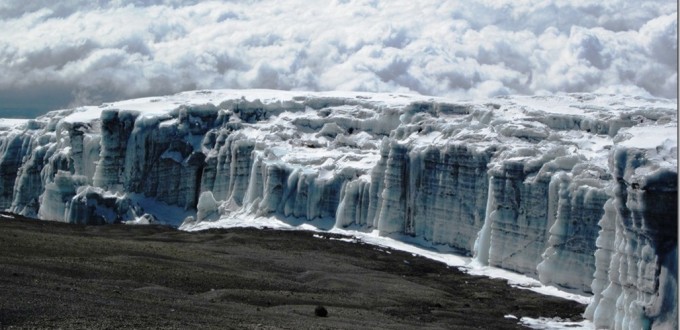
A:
[0,89,676,329]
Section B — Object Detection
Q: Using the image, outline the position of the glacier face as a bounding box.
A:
[0,90,676,328]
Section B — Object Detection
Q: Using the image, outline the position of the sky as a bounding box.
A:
[0,0,677,117]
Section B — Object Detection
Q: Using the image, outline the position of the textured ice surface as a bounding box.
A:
[0,90,676,328]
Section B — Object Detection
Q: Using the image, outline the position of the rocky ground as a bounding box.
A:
[0,213,585,329]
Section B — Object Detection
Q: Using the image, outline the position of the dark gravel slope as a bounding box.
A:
[0,214,585,329]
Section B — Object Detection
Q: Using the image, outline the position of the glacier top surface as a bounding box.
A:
[18,89,676,121]
[8,89,675,120]
[2,89,676,175]
[0,118,28,130]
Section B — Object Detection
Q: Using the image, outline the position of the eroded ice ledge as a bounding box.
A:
[0,90,676,328]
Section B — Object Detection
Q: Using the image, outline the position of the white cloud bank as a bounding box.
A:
[0,0,676,114]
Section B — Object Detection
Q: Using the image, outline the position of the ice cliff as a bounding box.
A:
[0,90,676,328]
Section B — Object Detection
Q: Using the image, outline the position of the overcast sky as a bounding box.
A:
[0,0,676,117]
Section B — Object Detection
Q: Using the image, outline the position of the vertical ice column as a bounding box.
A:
[198,130,217,194]
[473,175,497,265]
[335,178,371,227]
[10,145,48,217]
[365,138,390,228]
[201,132,254,203]
[200,131,231,200]
[0,133,35,208]
[196,191,219,222]
[588,147,678,329]
[538,172,607,293]
[584,197,617,321]
[37,171,87,222]
[409,147,437,240]
[67,122,101,181]
[93,110,138,191]
[243,151,264,206]
[435,145,490,252]
[122,114,171,194]
[281,168,301,217]
[228,139,255,204]
[285,167,311,218]
[484,160,553,277]
[377,141,409,234]
[257,162,290,215]
[314,172,346,220]
[182,152,207,209]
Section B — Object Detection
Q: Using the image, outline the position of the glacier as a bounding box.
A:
[0,89,676,328]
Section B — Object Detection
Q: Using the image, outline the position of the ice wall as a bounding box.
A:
[585,144,678,329]
[0,90,675,327]
[538,169,609,293]
[366,141,492,253]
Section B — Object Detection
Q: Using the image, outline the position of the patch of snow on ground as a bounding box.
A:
[520,317,594,329]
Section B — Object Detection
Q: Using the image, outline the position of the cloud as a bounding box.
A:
[0,0,676,115]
